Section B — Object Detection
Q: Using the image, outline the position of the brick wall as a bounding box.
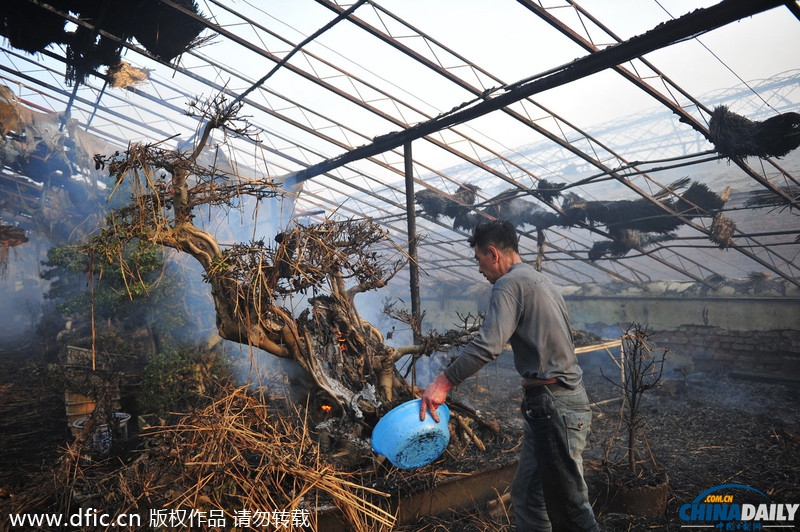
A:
[651,325,800,380]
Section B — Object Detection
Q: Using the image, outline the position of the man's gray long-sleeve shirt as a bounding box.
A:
[443,262,582,388]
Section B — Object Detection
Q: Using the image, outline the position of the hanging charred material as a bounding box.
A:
[482,188,561,230]
[132,0,209,61]
[588,230,676,261]
[564,179,726,233]
[709,213,736,249]
[746,185,800,210]
[531,179,567,203]
[0,0,66,54]
[414,183,479,222]
[567,180,730,260]
[414,182,486,231]
[415,178,730,258]
[415,184,560,232]
[746,185,799,242]
[0,0,209,85]
[415,177,731,260]
[709,106,800,159]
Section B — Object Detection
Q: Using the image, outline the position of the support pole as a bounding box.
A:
[404,142,421,344]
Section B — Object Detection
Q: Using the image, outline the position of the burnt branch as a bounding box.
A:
[383,305,480,353]
[185,91,260,151]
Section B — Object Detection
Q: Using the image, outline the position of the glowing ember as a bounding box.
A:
[321,404,332,413]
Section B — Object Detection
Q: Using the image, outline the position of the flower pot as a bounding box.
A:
[605,473,669,517]
[73,412,131,455]
[65,392,96,437]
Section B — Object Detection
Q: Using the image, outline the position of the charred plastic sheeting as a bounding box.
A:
[0,0,208,84]
[709,106,800,159]
[414,178,731,260]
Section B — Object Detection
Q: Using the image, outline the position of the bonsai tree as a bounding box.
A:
[41,238,192,355]
[40,238,202,446]
[86,91,473,426]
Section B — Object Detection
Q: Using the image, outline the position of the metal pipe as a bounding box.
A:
[404,142,421,344]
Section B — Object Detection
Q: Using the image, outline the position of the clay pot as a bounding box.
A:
[604,473,669,517]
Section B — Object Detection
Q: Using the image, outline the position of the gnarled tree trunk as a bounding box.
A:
[91,94,429,421]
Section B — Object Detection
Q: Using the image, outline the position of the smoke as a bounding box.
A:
[0,230,50,343]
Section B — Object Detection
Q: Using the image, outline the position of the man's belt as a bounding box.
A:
[521,377,564,395]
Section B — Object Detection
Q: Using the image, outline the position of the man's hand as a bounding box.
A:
[420,373,453,422]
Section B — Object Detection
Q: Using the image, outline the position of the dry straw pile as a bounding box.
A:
[10,384,397,531]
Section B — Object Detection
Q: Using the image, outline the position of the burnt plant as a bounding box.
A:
[85,90,480,430]
[603,322,668,474]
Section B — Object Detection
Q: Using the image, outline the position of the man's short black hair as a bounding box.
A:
[468,220,519,253]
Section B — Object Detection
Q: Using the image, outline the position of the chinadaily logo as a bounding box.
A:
[680,483,798,529]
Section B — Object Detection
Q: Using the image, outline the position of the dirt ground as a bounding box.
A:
[401,346,800,531]
[1,341,799,531]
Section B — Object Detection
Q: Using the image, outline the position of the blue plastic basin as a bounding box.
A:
[371,398,450,469]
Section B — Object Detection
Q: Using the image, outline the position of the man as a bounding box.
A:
[420,220,599,531]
